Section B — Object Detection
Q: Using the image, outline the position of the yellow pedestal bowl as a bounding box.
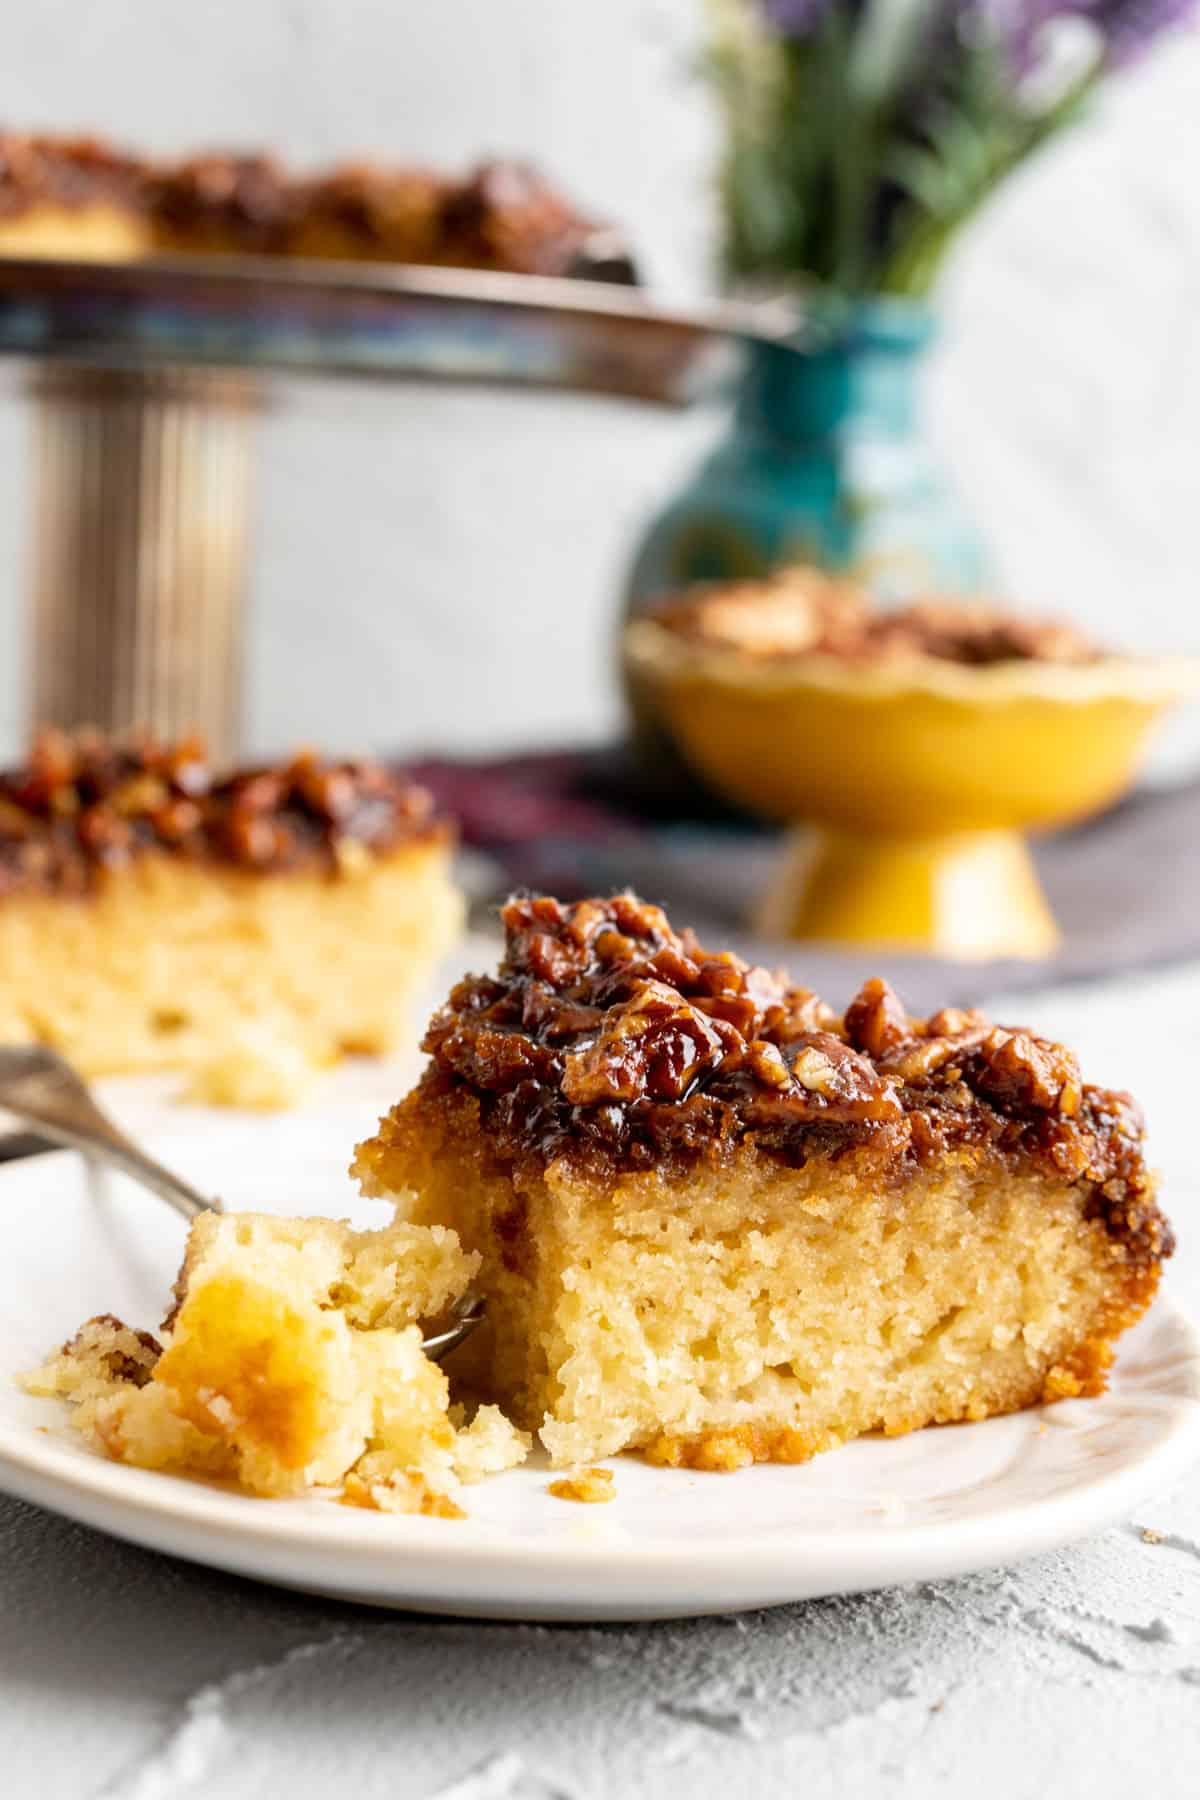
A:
[625,619,1198,960]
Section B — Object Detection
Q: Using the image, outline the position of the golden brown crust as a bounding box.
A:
[0,728,445,896]
[645,1423,828,1472]
[415,893,1170,1268]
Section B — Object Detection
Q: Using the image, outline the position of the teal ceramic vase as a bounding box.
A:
[625,298,988,604]
[621,298,991,803]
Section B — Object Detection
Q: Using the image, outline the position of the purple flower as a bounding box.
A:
[967,0,1196,68]
[760,0,1196,62]
[1081,0,1199,63]
[758,0,838,36]
[725,0,1199,291]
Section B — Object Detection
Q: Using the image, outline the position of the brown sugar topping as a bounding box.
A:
[655,575,1102,669]
[0,729,441,896]
[422,894,1169,1262]
[151,152,297,249]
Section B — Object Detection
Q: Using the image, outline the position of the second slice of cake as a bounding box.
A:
[0,730,462,1100]
[354,894,1171,1469]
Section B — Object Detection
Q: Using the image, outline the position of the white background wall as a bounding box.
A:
[0,1,1196,761]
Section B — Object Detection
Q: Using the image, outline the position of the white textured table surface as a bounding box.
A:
[3,957,1200,1799]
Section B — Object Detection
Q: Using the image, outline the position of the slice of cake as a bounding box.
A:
[28,1211,527,1509]
[354,893,1172,1469]
[0,130,635,280]
[0,730,462,1099]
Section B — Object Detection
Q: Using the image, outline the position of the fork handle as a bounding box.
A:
[0,1047,216,1221]
[41,1119,216,1221]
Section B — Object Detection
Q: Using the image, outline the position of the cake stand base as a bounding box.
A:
[28,365,260,763]
[756,825,1060,961]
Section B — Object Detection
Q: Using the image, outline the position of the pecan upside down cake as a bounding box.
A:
[0,132,633,279]
[0,730,461,1102]
[355,894,1170,1470]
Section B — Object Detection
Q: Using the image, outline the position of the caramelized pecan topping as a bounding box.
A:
[436,160,615,277]
[298,164,447,256]
[967,1028,1082,1117]
[843,975,910,1059]
[426,894,896,1139]
[151,152,297,248]
[420,894,1169,1263]
[655,575,1102,669]
[0,729,439,894]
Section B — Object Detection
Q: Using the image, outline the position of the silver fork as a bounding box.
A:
[0,1044,482,1360]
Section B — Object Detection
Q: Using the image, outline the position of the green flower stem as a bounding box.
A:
[710,0,1102,301]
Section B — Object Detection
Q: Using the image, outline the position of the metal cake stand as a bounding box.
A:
[0,254,800,759]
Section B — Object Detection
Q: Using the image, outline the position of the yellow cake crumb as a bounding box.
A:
[24,1210,525,1509]
[340,1470,466,1519]
[450,1404,532,1483]
[548,1467,615,1504]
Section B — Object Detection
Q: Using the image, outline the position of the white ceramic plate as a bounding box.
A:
[1,1085,1198,1622]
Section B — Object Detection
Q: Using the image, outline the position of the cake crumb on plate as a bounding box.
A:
[549,1467,615,1504]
